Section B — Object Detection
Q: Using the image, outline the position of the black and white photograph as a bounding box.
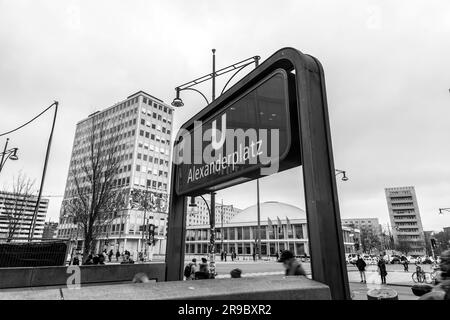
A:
[0,0,450,313]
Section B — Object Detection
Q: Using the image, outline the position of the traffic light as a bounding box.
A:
[147,224,155,246]
[431,238,437,249]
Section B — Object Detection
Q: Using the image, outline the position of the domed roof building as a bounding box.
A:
[185,201,359,259]
[230,201,306,224]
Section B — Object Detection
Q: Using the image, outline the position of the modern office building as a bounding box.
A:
[341,218,382,237]
[185,201,359,258]
[42,221,59,239]
[0,191,49,242]
[186,198,242,226]
[57,91,174,258]
[385,186,426,255]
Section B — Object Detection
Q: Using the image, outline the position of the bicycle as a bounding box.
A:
[412,270,432,284]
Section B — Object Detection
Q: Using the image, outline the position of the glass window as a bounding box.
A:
[229,228,235,240]
[243,227,251,240]
[294,224,303,239]
[237,227,243,240]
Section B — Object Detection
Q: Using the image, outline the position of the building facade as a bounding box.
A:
[57,91,174,259]
[341,218,382,237]
[186,197,242,226]
[385,186,426,255]
[0,191,49,242]
[185,201,359,258]
[42,221,59,239]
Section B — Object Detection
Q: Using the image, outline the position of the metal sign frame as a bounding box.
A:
[166,47,350,300]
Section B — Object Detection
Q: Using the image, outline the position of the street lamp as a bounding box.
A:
[171,50,260,108]
[0,138,19,175]
[189,195,216,278]
[172,50,260,276]
[335,169,349,181]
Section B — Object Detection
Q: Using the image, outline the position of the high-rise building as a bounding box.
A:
[186,197,242,226]
[385,186,426,255]
[341,218,382,237]
[57,91,174,258]
[0,191,49,242]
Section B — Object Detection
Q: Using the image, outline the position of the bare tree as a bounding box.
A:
[62,117,127,263]
[360,228,381,254]
[395,240,412,256]
[1,173,36,242]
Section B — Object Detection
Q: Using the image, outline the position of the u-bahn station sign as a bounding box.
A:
[167,47,351,300]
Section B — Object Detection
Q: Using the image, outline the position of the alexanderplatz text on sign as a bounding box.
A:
[166,47,350,300]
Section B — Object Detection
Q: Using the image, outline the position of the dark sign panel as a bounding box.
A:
[175,69,291,195]
[0,241,68,267]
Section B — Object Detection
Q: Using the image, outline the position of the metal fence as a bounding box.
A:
[0,240,68,267]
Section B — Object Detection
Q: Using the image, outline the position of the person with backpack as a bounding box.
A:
[184,258,197,280]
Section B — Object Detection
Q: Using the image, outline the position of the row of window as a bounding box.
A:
[141,98,172,115]
[186,225,304,241]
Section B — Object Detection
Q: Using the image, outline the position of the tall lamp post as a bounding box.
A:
[28,101,58,242]
[172,50,260,274]
[0,138,19,176]
[189,195,216,277]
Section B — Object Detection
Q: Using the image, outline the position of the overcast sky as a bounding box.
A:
[1,0,450,231]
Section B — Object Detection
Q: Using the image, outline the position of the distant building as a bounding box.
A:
[185,201,359,257]
[385,186,425,255]
[444,227,450,236]
[186,198,242,226]
[341,218,382,237]
[57,91,174,258]
[0,191,49,242]
[42,222,59,239]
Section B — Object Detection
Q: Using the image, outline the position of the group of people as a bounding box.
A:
[70,249,135,265]
[355,254,388,284]
[184,250,306,281]
[220,250,237,262]
[184,257,213,280]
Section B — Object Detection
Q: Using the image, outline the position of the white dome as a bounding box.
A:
[230,201,306,223]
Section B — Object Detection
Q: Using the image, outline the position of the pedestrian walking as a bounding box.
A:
[224,251,227,262]
[231,250,235,262]
[401,255,409,272]
[108,249,113,262]
[221,251,224,261]
[355,255,367,283]
[377,255,388,284]
[252,251,256,261]
[115,250,120,262]
[277,250,306,276]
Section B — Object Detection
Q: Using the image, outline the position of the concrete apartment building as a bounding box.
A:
[186,197,242,227]
[57,91,174,258]
[0,191,49,242]
[341,218,382,237]
[385,186,426,255]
